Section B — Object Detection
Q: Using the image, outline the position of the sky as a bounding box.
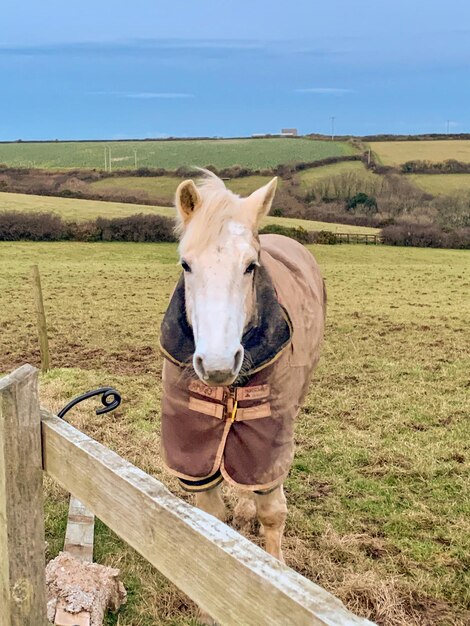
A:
[1,0,470,140]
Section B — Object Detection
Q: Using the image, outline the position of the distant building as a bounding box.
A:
[281,128,298,136]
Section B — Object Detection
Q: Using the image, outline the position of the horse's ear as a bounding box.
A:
[246,177,278,226]
[175,180,202,226]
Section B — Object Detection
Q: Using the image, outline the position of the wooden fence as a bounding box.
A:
[334,233,382,244]
[0,365,376,626]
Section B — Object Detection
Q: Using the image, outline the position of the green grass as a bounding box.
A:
[371,140,470,166]
[407,173,470,195]
[1,241,469,625]
[90,175,183,200]
[0,138,355,170]
[296,161,376,190]
[89,174,275,202]
[0,191,380,234]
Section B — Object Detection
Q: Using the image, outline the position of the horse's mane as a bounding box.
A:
[176,169,249,253]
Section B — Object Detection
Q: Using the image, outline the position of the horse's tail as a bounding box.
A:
[322,278,327,320]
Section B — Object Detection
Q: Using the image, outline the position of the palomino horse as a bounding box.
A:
[159,171,326,623]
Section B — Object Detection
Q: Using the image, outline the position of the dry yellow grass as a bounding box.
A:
[1,241,469,625]
[371,140,470,166]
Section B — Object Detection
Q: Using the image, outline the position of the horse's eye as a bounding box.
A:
[181,260,192,273]
[245,262,257,275]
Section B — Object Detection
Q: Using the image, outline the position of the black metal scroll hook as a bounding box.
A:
[58,387,122,419]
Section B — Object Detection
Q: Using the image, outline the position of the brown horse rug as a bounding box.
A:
[160,234,326,492]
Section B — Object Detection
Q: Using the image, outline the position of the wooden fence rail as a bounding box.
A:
[0,365,376,626]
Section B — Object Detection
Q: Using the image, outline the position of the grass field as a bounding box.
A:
[0,138,355,170]
[89,174,276,201]
[407,173,470,195]
[297,161,376,190]
[371,140,470,166]
[0,191,380,234]
[1,241,469,626]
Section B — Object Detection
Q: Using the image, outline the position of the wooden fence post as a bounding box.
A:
[31,265,50,372]
[0,365,48,626]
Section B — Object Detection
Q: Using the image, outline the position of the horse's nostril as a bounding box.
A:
[233,347,244,374]
[194,355,206,378]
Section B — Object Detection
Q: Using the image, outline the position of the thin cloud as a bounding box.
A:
[0,39,265,56]
[89,91,194,99]
[295,87,353,95]
[122,92,194,99]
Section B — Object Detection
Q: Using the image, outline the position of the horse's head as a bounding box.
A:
[175,171,277,386]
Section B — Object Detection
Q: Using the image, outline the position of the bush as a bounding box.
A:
[259,224,311,244]
[0,211,177,243]
[346,193,377,213]
[304,172,382,204]
[0,211,66,241]
[259,224,339,245]
[96,214,176,242]
[432,192,470,228]
[271,187,306,218]
[401,159,470,174]
[175,166,196,178]
[381,223,470,248]
[67,220,102,242]
[312,230,338,245]
[303,203,386,228]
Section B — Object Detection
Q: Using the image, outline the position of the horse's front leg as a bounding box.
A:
[254,484,287,562]
[195,482,227,521]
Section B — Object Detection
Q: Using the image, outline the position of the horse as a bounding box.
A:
[159,171,326,623]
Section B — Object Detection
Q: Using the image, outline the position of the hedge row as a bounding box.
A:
[0,211,176,242]
[2,211,468,248]
[401,159,470,174]
[0,211,341,246]
[381,223,470,248]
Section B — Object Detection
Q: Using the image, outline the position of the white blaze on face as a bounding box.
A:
[183,221,256,384]
[175,174,278,386]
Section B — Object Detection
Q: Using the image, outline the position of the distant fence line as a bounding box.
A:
[333,232,383,244]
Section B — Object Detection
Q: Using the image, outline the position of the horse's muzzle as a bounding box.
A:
[193,347,244,386]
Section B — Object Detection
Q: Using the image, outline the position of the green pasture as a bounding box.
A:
[1,241,469,625]
[0,191,380,234]
[0,138,355,170]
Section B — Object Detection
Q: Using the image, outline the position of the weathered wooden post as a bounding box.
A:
[0,365,48,626]
[31,265,51,372]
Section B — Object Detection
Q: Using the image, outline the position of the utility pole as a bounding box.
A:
[330,116,336,141]
[446,120,450,135]
[108,146,112,172]
[104,147,107,171]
